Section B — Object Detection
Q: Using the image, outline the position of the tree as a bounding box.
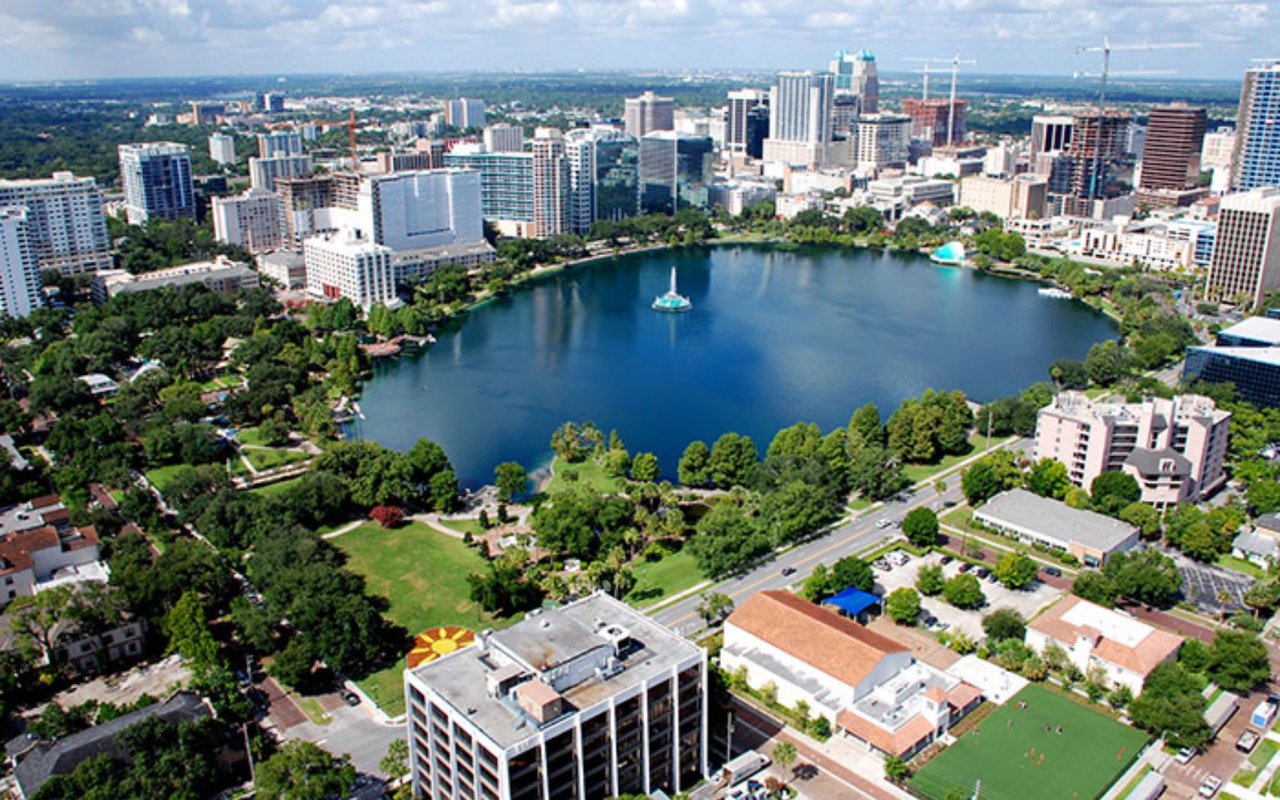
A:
[494,461,527,502]
[708,433,757,489]
[829,555,874,592]
[943,574,985,609]
[847,444,907,501]
[961,451,1021,505]
[1090,471,1141,516]
[1085,339,1135,386]
[1129,662,1211,748]
[1102,548,1181,608]
[1071,570,1117,607]
[916,564,945,596]
[993,553,1038,590]
[677,440,711,486]
[1205,630,1270,692]
[630,452,659,483]
[8,586,75,667]
[1026,459,1071,500]
[982,608,1026,642]
[688,501,767,578]
[696,592,735,627]
[772,741,797,785]
[380,738,409,784]
[1119,502,1162,540]
[884,754,910,783]
[164,590,221,681]
[369,505,405,528]
[255,740,356,800]
[885,588,921,625]
[1243,580,1280,619]
[901,507,940,548]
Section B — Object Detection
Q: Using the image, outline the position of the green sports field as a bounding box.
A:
[909,684,1149,800]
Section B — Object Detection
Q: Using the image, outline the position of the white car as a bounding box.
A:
[1198,775,1221,797]
[1175,746,1196,764]
[876,518,893,529]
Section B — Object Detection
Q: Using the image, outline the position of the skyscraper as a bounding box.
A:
[0,207,42,319]
[208,133,237,167]
[725,89,767,156]
[1231,60,1280,192]
[443,148,536,236]
[855,114,912,170]
[445,98,487,130]
[639,131,713,214]
[1066,112,1130,199]
[258,131,303,158]
[531,129,570,238]
[0,172,112,275]
[211,189,284,254]
[483,123,524,154]
[762,72,835,166]
[901,98,968,147]
[593,132,640,223]
[852,51,879,113]
[249,155,314,193]
[624,91,675,138]
[1204,187,1280,307]
[1030,115,1074,162]
[1136,103,1207,208]
[564,131,596,235]
[117,142,195,225]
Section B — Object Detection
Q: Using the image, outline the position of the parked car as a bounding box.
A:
[975,567,990,578]
[1237,730,1260,753]
[958,563,973,573]
[1198,775,1221,797]
[340,689,361,707]
[1175,746,1196,764]
[940,555,953,565]
[1041,565,1062,577]
[873,559,891,571]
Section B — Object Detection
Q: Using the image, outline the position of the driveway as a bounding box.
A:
[1172,553,1252,615]
[283,694,405,777]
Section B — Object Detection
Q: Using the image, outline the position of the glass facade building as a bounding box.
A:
[638,132,713,215]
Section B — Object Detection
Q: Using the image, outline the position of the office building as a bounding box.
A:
[831,95,860,139]
[117,142,195,225]
[901,98,967,147]
[208,133,237,167]
[258,131,304,158]
[639,132,713,214]
[304,229,395,308]
[593,132,640,222]
[1203,187,1280,306]
[444,149,536,236]
[404,592,706,800]
[1136,104,1207,208]
[0,172,112,275]
[249,154,314,193]
[564,131,596,235]
[356,170,484,253]
[211,188,284,254]
[484,124,524,154]
[623,91,675,139]
[375,150,434,174]
[722,591,981,759]
[1034,391,1231,509]
[1231,61,1280,191]
[973,489,1139,567]
[91,256,259,303]
[829,49,879,112]
[1030,115,1074,161]
[1184,316,1280,409]
[855,114,911,170]
[725,89,768,156]
[762,72,835,166]
[189,102,224,126]
[958,174,1047,221]
[446,98,487,131]
[0,208,42,318]
[531,130,570,238]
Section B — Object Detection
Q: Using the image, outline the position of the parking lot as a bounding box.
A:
[1173,551,1252,615]
[872,550,1064,639]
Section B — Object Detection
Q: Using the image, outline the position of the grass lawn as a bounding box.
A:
[1233,738,1279,787]
[909,684,1149,800]
[626,548,703,608]
[901,434,1013,485]
[1218,554,1267,580]
[437,518,487,538]
[145,463,190,493]
[849,497,872,511]
[544,457,624,495]
[1115,765,1153,799]
[247,476,303,498]
[335,521,511,716]
[241,447,311,472]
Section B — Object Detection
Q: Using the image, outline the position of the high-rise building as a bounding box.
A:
[1066,112,1130,199]
[1204,187,1280,307]
[1202,128,1237,172]
[1030,115,1074,162]
[404,593,707,800]
[762,72,835,166]
[564,131,596,235]
[249,155,314,193]
[483,123,524,154]
[593,132,640,223]
[530,130,569,238]
[828,49,879,112]
[831,95,860,138]
[0,207,42,319]
[258,131,303,158]
[189,102,225,126]
[208,133,237,167]
[1136,104,1207,208]
[445,98,487,130]
[303,228,396,308]
[901,98,968,147]
[623,91,675,138]
[854,114,912,170]
[443,148,536,236]
[1231,61,1280,191]
[0,172,112,275]
[639,131,713,214]
[211,189,284,254]
[117,142,195,225]
[725,89,767,156]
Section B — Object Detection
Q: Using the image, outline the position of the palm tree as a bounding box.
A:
[772,741,798,786]
[1216,589,1234,622]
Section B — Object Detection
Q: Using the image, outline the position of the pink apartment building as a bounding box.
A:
[1034,391,1231,509]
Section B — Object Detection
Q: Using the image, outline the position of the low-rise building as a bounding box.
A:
[722,591,982,760]
[1232,529,1278,567]
[0,496,106,609]
[256,250,306,289]
[91,256,260,303]
[1025,595,1183,696]
[972,489,1139,567]
[303,229,396,309]
[958,174,1048,221]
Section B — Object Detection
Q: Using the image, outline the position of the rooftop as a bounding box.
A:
[1188,344,1280,368]
[1217,316,1280,346]
[1028,595,1182,676]
[974,489,1138,553]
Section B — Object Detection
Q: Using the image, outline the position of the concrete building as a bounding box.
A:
[0,208,42,319]
[91,256,259,303]
[356,170,484,253]
[249,154,314,193]
[1025,596,1182,697]
[0,495,104,608]
[639,132,713,214]
[722,591,982,759]
[208,133,237,167]
[563,131,595,236]
[257,131,303,158]
[1202,128,1236,172]
[1030,115,1074,162]
[404,593,706,800]
[1070,218,1207,272]
[531,130,570,238]
[445,98,487,131]
[211,188,284,254]
[1136,104,1207,208]
[901,98,967,148]
[304,229,395,308]
[1066,112,1130,200]
[1184,316,1280,409]
[374,150,434,174]
[708,180,776,216]
[1231,60,1280,192]
[117,142,195,225]
[1034,391,1231,509]
[188,102,224,125]
[958,174,1047,220]
[829,49,878,112]
[484,123,524,154]
[623,91,675,139]
[256,250,305,289]
[855,114,911,170]
[0,172,112,275]
[726,89,768,157]
[972,489,1139,567]
[443,149,536,236]
[1203,187,1280,306]
[762,72,835,167]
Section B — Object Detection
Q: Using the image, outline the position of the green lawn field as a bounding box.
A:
[626,548,703,608]
[909,684,1149,800]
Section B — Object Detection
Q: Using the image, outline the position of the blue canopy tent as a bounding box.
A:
[821,587,881,621]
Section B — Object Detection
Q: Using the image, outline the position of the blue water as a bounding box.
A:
[348,244,1117,487]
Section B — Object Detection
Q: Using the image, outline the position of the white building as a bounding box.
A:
[775,192,825,220]
[208,133,237,167]
[249,155,314,193]
[709,180,776,216]
[0,172,112,275]
[1204,186,1280,306]
[303,229,396,308]
[1201,129,1236,172]
[1025,596,1182,696]
[118,142,195,224]
[0,208,42,319]
[445,98,487,130]
[483,123,524,154]
[855,114,911,171]
[256,250,305,289]
[257,131,303,158]
[973,489,1139,567]
[91,256,259,303]
[211,188,284,254]
[0,495,106,609]
[762,72,835,167]
[623,91,675,138]
[348,169,484,254]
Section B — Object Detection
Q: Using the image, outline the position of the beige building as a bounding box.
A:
[1034,391,1231,509]
[958,174,1047,220]
[90,256,259,303]
[211,188,284,254]
[1203,186,1280,306]
[624,91,675,138]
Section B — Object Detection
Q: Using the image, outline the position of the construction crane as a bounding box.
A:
[1074,36,1199,197]
[904,54,975,147]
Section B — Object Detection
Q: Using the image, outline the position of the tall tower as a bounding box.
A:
[768,72,835,145]
[1231,61,1280,191]
[852,50,879,113]
[1136,103,1207,207]
[531,129,569,238]
[0,207,43,319]
[624,91,675,138]
[725,89,767,155]
[1204,187,1280,307]
[117,142,195,225]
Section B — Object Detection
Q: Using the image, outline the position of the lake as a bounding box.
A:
[347,244,1117,487]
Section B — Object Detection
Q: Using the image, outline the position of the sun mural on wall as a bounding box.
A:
[407,626,476,668]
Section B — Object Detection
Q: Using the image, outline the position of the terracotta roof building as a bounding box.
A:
[0,496,105,610]
[722,591,983,759]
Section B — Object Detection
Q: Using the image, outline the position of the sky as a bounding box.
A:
[0,0,1271,82]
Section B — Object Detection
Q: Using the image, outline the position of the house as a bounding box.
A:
[0,514,105,610]
[722,591,983,759]
[1025,595,1183,696]
[1233,529,1278,567]
[972,488,1139,567]
[0,600,146,674]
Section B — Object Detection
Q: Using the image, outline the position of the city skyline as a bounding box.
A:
[0,0,1271,83]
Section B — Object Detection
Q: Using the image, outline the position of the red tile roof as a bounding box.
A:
[1028,595,1182,677]
[837,710,935,756]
